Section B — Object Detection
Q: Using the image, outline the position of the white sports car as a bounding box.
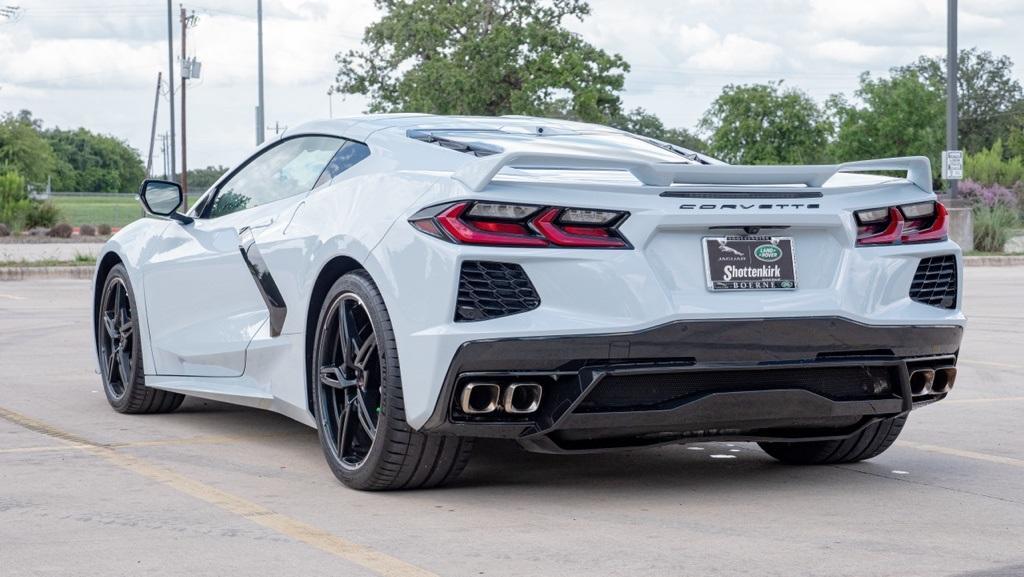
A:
[94,114,964,490]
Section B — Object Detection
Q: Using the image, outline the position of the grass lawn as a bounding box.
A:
[50,195,197,228]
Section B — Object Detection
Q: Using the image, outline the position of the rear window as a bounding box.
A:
[408,129,700,164]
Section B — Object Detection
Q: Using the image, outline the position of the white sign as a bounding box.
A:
[942,150,964,180]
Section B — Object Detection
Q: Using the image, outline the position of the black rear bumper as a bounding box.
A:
[421,317,963,452]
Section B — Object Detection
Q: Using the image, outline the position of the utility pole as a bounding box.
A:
[256,0,266,145]
[166,0,176,183]
[180,4,189,209]
[945,0,959,198]
[146,72,162,177]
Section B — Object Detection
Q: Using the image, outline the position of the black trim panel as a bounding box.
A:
[420,317,963,448]
[660,190,823,199]
[238,228,287,337]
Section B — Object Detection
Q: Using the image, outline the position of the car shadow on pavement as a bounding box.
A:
[163,398,887,496]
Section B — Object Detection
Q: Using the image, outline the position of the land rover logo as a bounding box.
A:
[754,244,782,262]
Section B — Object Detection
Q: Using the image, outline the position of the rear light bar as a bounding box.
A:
[409,201,630,248]
[855,201,948,246]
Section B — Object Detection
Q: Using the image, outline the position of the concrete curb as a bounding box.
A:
[964,256,1024,267]
[0,266,94,281]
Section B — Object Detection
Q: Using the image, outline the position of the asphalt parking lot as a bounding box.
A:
[1,269,1023,577]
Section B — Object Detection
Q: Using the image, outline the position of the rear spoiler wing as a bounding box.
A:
[452,152,933,194]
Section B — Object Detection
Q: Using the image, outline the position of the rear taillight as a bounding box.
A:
[409,201,630,248]
[855,201,948,246]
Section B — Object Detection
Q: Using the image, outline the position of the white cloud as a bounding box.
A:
[1,0,1022,167]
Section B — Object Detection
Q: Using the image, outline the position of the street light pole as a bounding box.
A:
[946,0,958,198]
[166,0,177,182]
[256,0,266,145]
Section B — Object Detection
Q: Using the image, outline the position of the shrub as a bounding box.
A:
[24,201,61,229]
[79,224,97,236]
[964,141,1024,187]
[97,223,112,236]
[973,204,1020,253]
[0,223,10,237]
[47,222,73,238]
[958,179,1017,209]
[0,171,32,230]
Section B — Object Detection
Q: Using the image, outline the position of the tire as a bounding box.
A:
[96,264,185,414]
[311,270,473,490]
[757,414,908,465]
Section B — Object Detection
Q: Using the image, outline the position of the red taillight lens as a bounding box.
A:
[855,202,948,246]
[435,203,548,247]
[532,208,627,248]
[410,201,630,248]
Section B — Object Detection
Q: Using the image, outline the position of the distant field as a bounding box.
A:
[50,195,197,228]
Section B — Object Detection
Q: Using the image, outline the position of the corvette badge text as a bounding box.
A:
[680,203,821,210]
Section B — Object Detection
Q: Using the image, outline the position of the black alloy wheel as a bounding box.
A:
[98,275,135,400]
[96,264,184,414]
[311,271,473,490]
[316,292,382,470]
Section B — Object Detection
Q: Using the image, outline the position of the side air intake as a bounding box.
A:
[455,261,540,322]
[910,255,958,309]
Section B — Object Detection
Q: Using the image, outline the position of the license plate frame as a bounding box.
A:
[702,236,798,291]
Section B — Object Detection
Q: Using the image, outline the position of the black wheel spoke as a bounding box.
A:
[335,391,352,458]
[103,313,118,339]
[353,392,377,439]
[106,350,117,380]
[117,349,132,386]
[353,336,377,371]
[337,301,359,372]
[319,366,358,389]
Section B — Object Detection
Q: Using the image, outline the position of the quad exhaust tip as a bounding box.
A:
[909,368,935,396]
[909,367,957,395]
[503,383,543,414]
[458,382,543,415]
[459,383,501,414]
[932,367,957,394]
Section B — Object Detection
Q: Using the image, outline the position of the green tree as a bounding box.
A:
[43,127,146,192]
[0,111,57,186]
[186,165,230,191]
[899,48,1024,154]
[698,82,830,165]
[334,0,629,122]
[610,108,706,152]
[829,70,945,179]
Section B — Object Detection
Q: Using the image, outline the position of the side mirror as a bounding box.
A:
[138,179,193,224]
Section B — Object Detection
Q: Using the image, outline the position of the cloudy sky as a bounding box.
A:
[2,0,1023,171]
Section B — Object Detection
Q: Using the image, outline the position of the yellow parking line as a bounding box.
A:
[0,434,263,455]
[897,440,1024,469]
[0,406,439,577]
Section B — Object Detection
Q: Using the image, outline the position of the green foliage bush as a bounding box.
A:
[973,204,1020,252]
[47,222,73,238]
[79,224,96,236]
[0,222,10,237]
[25,200,61,229]
[0,171,32,230]
[964,141,1024,187]
[97,223,112,236]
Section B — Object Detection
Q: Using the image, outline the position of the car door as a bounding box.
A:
[143,135,344,377]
